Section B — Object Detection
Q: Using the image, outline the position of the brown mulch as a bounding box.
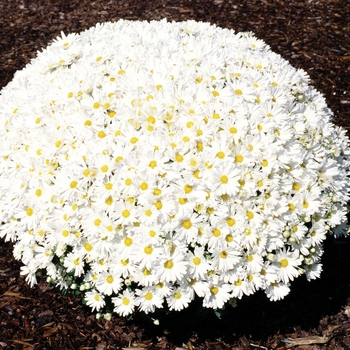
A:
[0,0,350,349]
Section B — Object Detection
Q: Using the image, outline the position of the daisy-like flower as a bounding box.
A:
[166,285,193,311]
[274,249,303,284]
[84,289,106,312]
[186,246,211,279]
[96,271,122,296]
[135,286,164,314]
[63,251,85,277]
[20,263,38,288]
[209,163,241,196]
[130,241,161,269]
[156,246,188,283]
[210,246,241,272]
[202,279,232,309]
[112,289,136,316]
[265,281,291,301]
[231,274,251,299]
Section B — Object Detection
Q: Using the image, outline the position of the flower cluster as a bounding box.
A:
[0,19,349,316]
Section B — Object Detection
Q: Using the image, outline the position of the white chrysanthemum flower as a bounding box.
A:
[202,279,232,309]
[135,286,164,314]
[112,289,136,317]
[265,281,291,301]
[63,252,85,277]
[96,271,122,296]
[84,289,106,312]
[166,285,193,311]
[1,19,349,316]
[274,249,303,284]
[186,246,211,279]
[156,247,188,283]
[20,264,38,288]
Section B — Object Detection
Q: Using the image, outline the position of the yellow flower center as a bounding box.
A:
[149,160,157,169]
[293,183,301,191]
[140,182,148,190]
[70,180,78,189]
[105,182,113,190]
[226,217,235,227]
[280,258,289,268]
[124,237,133,247]
[154,201,162,210]
[182,220,192,229]
[164,260,174,269]
[213,228,221,237]
[145,292,153,300]
[220,175,228,184]
[84,242,93,251]
[175,154,184,162]
[219,250,228,259]
[105,196,113,205]
[225,234,234,242]
[101,165,109,173]
[210,286,219,295]
[246,211,254,220]
[144,246,153,255]
[122,209,130,218]
[235,154,243,163]
[184,184,192,193]
[288,203,296,211]
[193,257,201,265]
[216,151,225,159]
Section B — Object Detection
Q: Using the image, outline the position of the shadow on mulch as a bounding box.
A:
[126,237,350,345]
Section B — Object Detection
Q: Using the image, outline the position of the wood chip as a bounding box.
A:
[284,336,329,348]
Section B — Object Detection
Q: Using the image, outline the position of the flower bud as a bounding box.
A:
[289,236,296,243]
[152,318,160,325]
[297,267,305,274]
[84,282,92,290]
[282,230,290,239]
[104,313,112,321]
[228,298,237,308]
[266,253,275,262]
[303,257,313,265]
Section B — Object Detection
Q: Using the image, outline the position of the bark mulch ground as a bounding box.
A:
[1,0,350,349]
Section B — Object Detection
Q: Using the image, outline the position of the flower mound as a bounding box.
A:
[0,19,349,316]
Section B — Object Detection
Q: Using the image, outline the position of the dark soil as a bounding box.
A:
[1,0,350,349]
